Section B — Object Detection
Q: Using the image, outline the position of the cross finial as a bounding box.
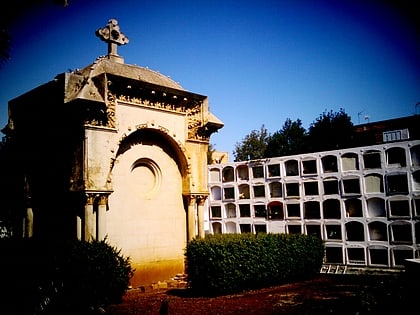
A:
[96,19,129,63]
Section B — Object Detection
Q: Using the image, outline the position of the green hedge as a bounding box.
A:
[0,238,134,314]
[185,233,324,295]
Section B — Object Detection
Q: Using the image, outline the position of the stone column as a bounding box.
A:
[186,195,196,241]
[84,194,96,241]
[96,194,108,241]
[197,196,207,239]
[76,215,82,240]
[23,207,33,238]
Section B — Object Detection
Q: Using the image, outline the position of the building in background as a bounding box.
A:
[207,115,420,273]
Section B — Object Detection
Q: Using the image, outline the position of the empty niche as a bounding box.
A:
[285,182,300,198]
[368,246,389,266]
[344,198,363,217]
[325,224,342,240]
[267,201,284,220]
[223,187,235,200]
[388,198,411,218]
[212,222,222,234]
[392,247,414,267]
[368,221,388,241]
[225,222,237,233]
[210,206,222,218]
[240,224,252,233]
[414,198,420,217]
[323,177,339,195]
[302,159,318,176]
[366,197,386,217]
[225,203,236,218]
[236,164,249,181]
[269,181,282,198]
[386,147,406,167]
[415,222,420,244]
[321,155,338,173]
[304,181,319,196]
[267,163,281,177]
[287,224,302,234]
[410,144,420,167]
[323,199,341,219]
[342,177,361,195]
[285,159,299,176]
[222,166,234,182]
[306,224,322,239]
[363,150,382,169]
[390,221,413,244]
[325,246,344,264]
[238,184,250,199]
[239,204,251,217]
[346,247,366,265]
[209,168,221,182]
[251,165,264,179]
[303,201,321,219]
[364,174,384,193]
[253,184,266,198]
[345,221,365,241]
[254,224,267,234]
[385,173,409,195]
[254,204,267,218]
[412,170,420,191]
[210,186,221,200]
[341,152,359,171]
[286,203,301,219]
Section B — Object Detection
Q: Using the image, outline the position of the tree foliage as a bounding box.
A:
[233,125,269,162]
[307,108,354,152]
[265,118,307,157]
[233,109,354,161]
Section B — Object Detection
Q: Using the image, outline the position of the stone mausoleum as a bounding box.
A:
[2,19,223,286]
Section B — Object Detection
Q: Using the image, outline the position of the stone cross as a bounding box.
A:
[96,19,129,62]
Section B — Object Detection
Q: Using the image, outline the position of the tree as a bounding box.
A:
[265,118,307,157]
[233,125,269,162]
[307,108,354,152]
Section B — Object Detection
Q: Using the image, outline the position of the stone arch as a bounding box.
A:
[114,127,190,191]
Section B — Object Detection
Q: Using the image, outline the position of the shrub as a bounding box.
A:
[0,238,134,314]
[185,233,324,295]
[54,238,134,312]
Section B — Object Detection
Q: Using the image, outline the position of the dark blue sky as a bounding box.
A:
[0,0,418,154]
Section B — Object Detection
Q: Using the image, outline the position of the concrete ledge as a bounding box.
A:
[404,258,420,275]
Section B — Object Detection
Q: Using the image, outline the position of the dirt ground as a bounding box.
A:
[104,273,413,314]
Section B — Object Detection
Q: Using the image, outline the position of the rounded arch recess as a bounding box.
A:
[115,128,190,187]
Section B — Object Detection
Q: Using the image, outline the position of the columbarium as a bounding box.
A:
[207,127,420,273]
[3,19,223,286]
